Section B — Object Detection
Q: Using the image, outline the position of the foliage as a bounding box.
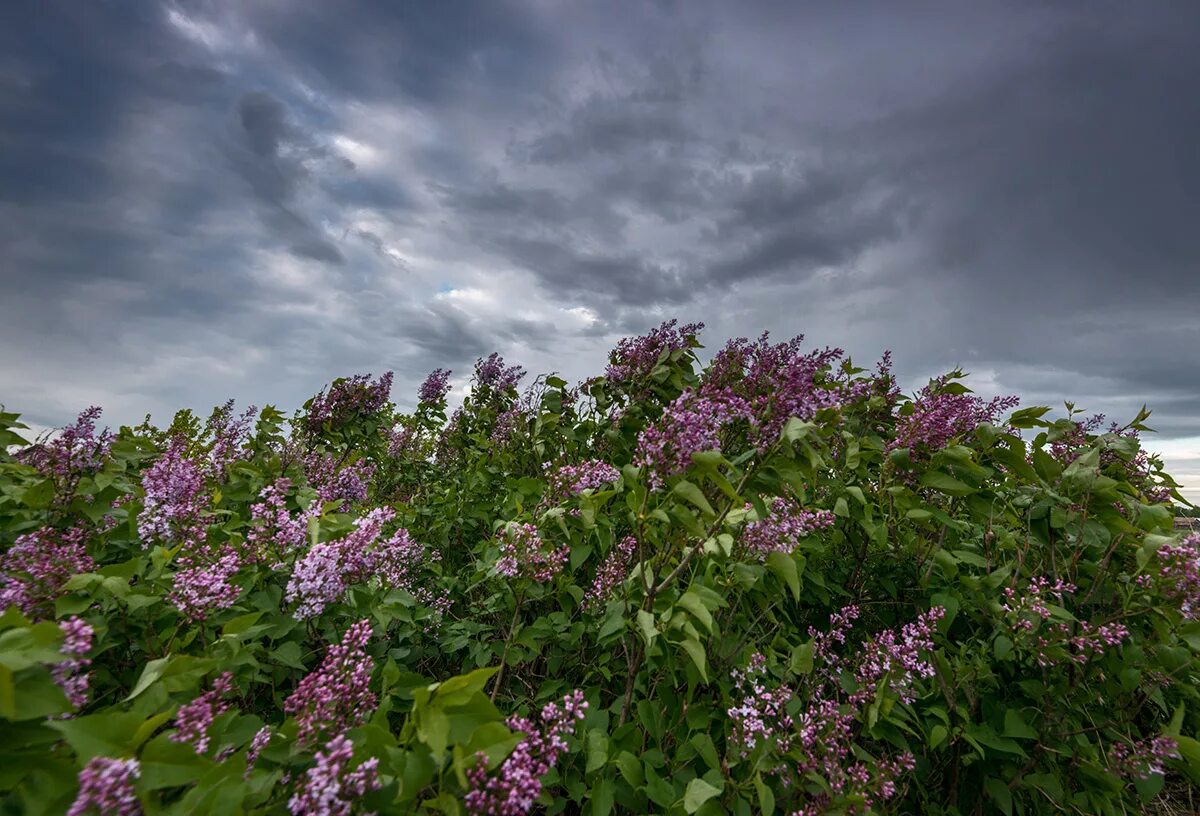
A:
[0,322,1197,815]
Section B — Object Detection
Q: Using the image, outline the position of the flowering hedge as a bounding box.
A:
[1,321,1198,815]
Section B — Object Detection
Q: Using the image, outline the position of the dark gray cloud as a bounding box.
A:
[0,0,1198,496]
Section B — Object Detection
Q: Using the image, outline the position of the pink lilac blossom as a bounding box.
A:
[246,478,317,566]
[604,320,703,387]
[890,376,1019,457]
[0,526,94,617]
[67,757,141,816]
[418,368,452,404]
[634,388,752,489]
[547,460,620,499]
[386,426,417,459]
[495,523,568,584]
[168,548,242,622]
[464,690,588,816]
[853,607,944,704]
[583,536,637,612]
[702,334,847,449]
[474,353,526,393]
[305,454,375,512]
[171,672,235,754]
[17,406,113,483]
[1110,735,1179,780]
[138,436,208,555]
[725,638,919,814]
[288,733,381,816]
[305,372,393,434]
[245,726,273,778]
[204,401,257,477]
[286,508,391,619]
[741,498,836,560]
[1149,533,1200,619]
[490,406,525,444]
[283,620,377,746]
[53,616,94,711]
[1000,577,1129,666]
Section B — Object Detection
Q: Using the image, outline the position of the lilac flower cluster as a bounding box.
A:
[891,377,1019,456]
[634,388,752,489]
[495,523,568,584]
[246,479,317,567]
[53,616,94,711]
[67,757,141,816]
[168,547,242,622]
[604,319,703,386]
[1147,533,1200,619]
[283,620,377,746]
[138,436,208,552]
[725,627,923,814]
[464,689,588,815]
[854,607,944,704]
[287,507,436,619]
[418,367,453,404]
[1110,735,1179,780]
[171,672,235,754]
[547,460,620,499]
[245,726,273,778]
[1001,577,1130,666]
[387,426,417,459]
[18,407,113,484]
[490,406,526,444]
[204,400,257,477]
[304,454,375,512]
[374,522,449,619]
[740,498,835,560]
[288,733,381,816]
[474,353,526,393]
[583,536,637,612]
[305,372,393,434]
[702,334,846,449]
[0,526,94,617]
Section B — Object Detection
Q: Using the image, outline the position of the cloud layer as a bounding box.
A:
[1,1,1198,498]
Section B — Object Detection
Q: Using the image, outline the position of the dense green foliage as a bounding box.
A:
[1,323,1198,815]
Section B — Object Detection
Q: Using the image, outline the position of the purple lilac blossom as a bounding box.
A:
[138,436,209,555]
[205,401,257,477]
[547,460,620,499]
[304,454,375,512]
[288,733,381,816]
[891,376,1019,457]
[286,507,391,619]
[53,616,94,711]
[583,536,637,612]
[1149,533,1200,619]
[473,353,526,393]
[0,526,94,617]
[418,367,452,404]
[305,372,393,434]
[1001,577,1130,666]
[245,726,272,778]
[67,757,141,816]
[464,690,588,815]
[702,334,846,449]
[740,498,835,560]
[283,620,377,747]
[1110,735,1179,780]
[495,523,568,584]
[168,548,242,622]
[634,388,752,490]
[246,478,317,567]
[171,672,235,754]
[17,407,113,483]
[604,319,703,386]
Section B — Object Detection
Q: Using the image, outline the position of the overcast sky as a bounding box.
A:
[1,1,1198,499]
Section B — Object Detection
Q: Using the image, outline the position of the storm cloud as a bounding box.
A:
[1,0,1198,498]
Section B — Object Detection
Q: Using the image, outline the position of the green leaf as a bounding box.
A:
[754,772,775,816]
[637,610,658,647]
[1002,709,1037,740]
[789,641,813,675]
[48,710,147,761]
[679,637,708,683]
[585,728,609,774]
[673,480,715,517]
[590,777,615,816]
[765,551,800,601]
[929,725,948,750]
[615,751,643,787]
[684,777,723,813]
[140,733,215,790]
[919,471,973,496]
[126,656,172,701]
[676,592,713,633]
[984,777,1013,815]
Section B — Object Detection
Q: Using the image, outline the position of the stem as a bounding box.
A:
[490,589,525,702]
